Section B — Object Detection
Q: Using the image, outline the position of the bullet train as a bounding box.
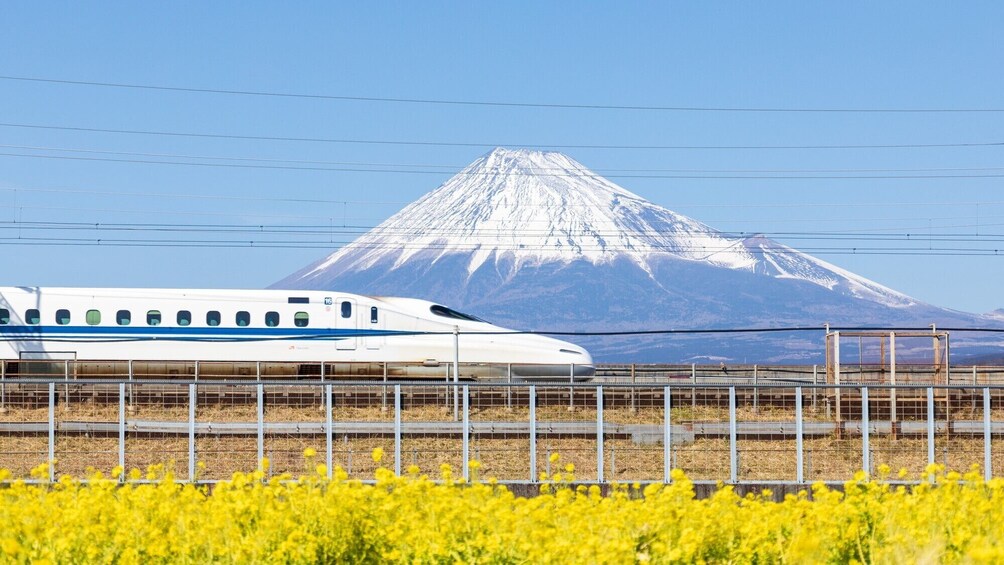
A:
[0,287,593,379]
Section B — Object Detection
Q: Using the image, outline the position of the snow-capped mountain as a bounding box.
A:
[274,148,993,362]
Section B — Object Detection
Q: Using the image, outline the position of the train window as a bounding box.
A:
[429,305,485,322]
[0,309,9,324]
[206,311,221,327]
[177,310,191,326]
[341,301,352,318]
[86,310,101,325]
[294,311,309,327]
[265,311,280,327]
[55,309,71,325]
[288,297,309,304]
[370,306,378,323]
[26,309,40,325]
[236,311,250,327]
[147,310,161,326]
[116,310,131,326]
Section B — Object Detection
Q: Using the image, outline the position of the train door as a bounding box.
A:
[335,298,357,350]
[366,305,384,350]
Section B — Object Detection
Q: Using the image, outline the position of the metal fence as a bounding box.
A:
[1,379,1002,485]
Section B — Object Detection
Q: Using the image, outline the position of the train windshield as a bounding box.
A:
[430,305,486,323]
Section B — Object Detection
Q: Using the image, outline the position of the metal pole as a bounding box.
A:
[256,361,260,382]
[118,382,126,475]
[326,384,333,480]
[256,383,264,466]
[834,331,841,422]
[394,385,401,476]
[597,385,604,483]
[382,362,388,411]
[811,364,817,412]
[862,386,870,475]
[453,326,460,422]
[691,363,697,411]
[796,386,804,483]
[890,332,897,423]
[128,360,134,411]
[48,381,55,481]
[195,360,199,382]
[529,385,537,482]
[506,363,512,410]
[630,364,636,413]
[927,386,936,469]
[729,386,737,483]
[462,385,470,482]
[753,365,759,414]
[63,360,69,410]
[984,387,991,482]
[1,360,6,412]
[189,383,196,482]
[568,363,574,410]
[664,385,671,483]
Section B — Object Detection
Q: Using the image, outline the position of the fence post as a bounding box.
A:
[664,385,671,483]
[506,363,512,411]
[691,364,697,411]
[256,383,264,466]
[753,365,759,414]
[128,360,134,412]
[0,361,5,413]
[729,386,737,483]
[984,387,992,482]
[927,386,936,472]
[596,385,604,483]
[862,386,870,475]
[796,386,804,483]
[530,385,537,482]
[326,384,333,480]
[394,385,402,477]
[48,381,55,481]
[462,385,470,482]
[118,381,126,477]
[189,383,196,482]
[811,364,817,412]
[63,360,70,410]
[890,332,897,425]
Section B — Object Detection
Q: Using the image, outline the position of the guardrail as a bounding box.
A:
[2,379,1004,486]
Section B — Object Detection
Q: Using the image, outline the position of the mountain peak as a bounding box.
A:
[277,148,918,309]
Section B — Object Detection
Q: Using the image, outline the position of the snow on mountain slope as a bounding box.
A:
[282,147,915,308]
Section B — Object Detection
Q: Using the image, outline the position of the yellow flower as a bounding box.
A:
[549,453,561,464]
[372,447,384,463]
[303,447,317,458]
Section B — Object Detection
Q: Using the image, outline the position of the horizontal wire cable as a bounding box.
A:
[4,75,1004,113]
[3,122,1003,150]
[5,151,1004,179]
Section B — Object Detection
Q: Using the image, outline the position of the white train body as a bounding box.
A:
[0,287,593,378]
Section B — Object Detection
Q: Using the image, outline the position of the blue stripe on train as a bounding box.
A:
[0,325,416,340]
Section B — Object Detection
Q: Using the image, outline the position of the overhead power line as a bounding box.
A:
[4,143,1004,175]
[5,151,1004,180]
[3,122,1003,151]
[4,75,1004,113]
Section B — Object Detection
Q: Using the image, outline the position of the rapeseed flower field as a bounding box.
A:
[0,450,1002,563]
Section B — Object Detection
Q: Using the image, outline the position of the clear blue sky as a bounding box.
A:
[1,2,1003,314]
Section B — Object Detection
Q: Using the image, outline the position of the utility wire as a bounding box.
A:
[3,122,1003,151]
[5,143,1004,175]
[5,151,1004,179]
[4,75,1004,113]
